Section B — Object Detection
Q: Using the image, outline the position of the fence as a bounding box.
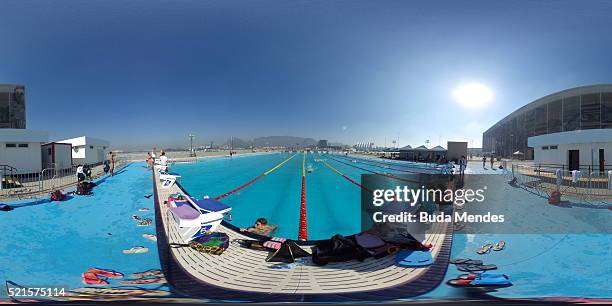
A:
[511,164,611,205]
[0,159,127,200]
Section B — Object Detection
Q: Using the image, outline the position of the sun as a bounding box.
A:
[452,83,493,109]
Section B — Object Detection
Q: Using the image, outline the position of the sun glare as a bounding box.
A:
[453,82,493,109]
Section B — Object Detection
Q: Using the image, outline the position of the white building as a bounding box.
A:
[0,129,48,173]
[528,129,611,172]
[41,142,73,170]
[58,136,110,165]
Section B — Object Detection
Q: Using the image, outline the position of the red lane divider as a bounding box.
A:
[214,174,265,200]
[214,153,297,201]
[298,153,308,240]
[320,160,373,193]
[298,175,308,240]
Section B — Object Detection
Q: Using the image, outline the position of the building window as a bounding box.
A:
[89,146,94,149]
[563,96,580,131]
[534,105,548,135]
[542,146,549,150]
[5,143,16,148]
[18,143,28,148]
[547,100,562,133]
[48,148,52,155]
[602,92,612,129]
[550,145,558,150]
[580,93,601,129]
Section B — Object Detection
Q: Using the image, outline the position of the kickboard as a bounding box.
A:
[395,250,433,267]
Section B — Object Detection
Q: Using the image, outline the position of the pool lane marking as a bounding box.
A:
[298,152,308,240]
[342,153,445,171]
[327,155,423,184]
[335,154,435,174]
[319,159,373,193]
[214,153,298,200]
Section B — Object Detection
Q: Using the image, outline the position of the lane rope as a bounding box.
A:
[214,153,297,200]
[327,155,424,184]
[298,152,308,240]
[335,154,438,174]
[319,159,373,193]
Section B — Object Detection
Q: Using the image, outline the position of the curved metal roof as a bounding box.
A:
[484,84,612,134]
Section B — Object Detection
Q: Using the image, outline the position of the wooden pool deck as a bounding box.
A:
[153,169,453,302]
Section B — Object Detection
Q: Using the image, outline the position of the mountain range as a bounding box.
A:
[224,136,334,148]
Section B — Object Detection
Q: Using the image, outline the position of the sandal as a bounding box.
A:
[493,240,506,251]
[122,246,149,254]
[82,272,109,285]
[450,258,482,265]
[477,243,494,255]
[87,268,123,279]
[457,264,497,272]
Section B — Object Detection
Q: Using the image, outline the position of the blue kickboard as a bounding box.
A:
[471,276,511,286]
[395,250,433,267]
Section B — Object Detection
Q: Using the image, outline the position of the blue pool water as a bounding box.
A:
[0,163,167,297]
[171,152,443,240]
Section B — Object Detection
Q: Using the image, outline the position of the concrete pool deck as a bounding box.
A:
[152,168,453,302]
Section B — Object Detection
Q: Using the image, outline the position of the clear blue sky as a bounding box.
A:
[1,0,611,150]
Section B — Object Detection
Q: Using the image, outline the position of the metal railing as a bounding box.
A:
[0,158,127,200]
[511,164,611,205]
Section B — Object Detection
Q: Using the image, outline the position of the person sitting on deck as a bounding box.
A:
[240,218,278,236]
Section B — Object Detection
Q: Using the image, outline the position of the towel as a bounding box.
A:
[571,170,580,183]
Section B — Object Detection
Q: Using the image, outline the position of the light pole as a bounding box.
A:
[188,134,196,157]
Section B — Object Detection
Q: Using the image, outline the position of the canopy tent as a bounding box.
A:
[430,145,447,152]
[398,145,413,151]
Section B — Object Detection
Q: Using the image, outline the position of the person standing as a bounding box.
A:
[108,151,115,176]
[482,156,486,169]
[76,164,85,183]
[459,155,466,176]
[490,156,494,169]
[146,152,153,169]
[159,151,168,170]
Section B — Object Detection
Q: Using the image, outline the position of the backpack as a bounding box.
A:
[50,190,65,201]
[77,182,93,195]
[190,232,230,255]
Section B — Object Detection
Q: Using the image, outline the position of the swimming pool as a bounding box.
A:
[171,152,446,240]
[0,163,169,298]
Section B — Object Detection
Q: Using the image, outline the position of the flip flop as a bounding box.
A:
[82,272,109,285]
[457,264,497,272]
[477,243,494,255]
[144,194,153,199]
[449,258,482,265]
[132,269,163,278]
[137,219,152,226]
[87,268,123,279]
[122,246,149,254]
[121,277,166,285]
[493,240,506,251]
[143,234,157,241]
[132,215,141,221]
